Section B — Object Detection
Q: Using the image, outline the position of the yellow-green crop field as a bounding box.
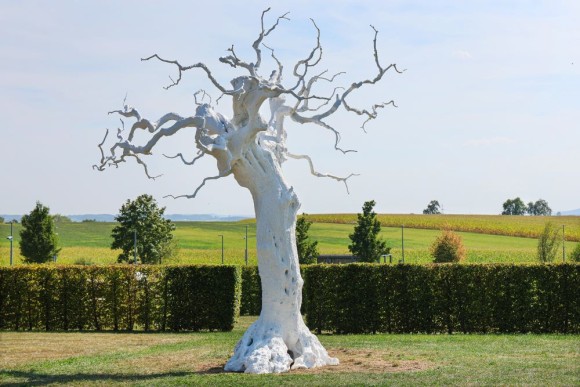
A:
[1,215,578,266]
[307,213,580,241]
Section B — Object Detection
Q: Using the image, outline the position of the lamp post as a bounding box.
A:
[133,229,137,264]
[401,225,405,263]
[7,221,13,266]
[563,225,566,262]
[218,234,224,264]
[244,225,248,265]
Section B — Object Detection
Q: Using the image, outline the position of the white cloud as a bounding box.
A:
[452,49,472,60]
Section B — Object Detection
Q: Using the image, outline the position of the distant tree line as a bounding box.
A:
[502,197,552,216]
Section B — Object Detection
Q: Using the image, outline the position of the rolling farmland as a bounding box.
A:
[307,213,580,241]
[1,215,578,266]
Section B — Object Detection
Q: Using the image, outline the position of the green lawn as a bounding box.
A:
[1,220,577,266]
[0,316,578,386]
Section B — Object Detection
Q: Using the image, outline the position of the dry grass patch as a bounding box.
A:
[291,348,433,374]
[0,332,187,368]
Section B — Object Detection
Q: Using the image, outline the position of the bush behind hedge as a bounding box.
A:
[0,265,241,332]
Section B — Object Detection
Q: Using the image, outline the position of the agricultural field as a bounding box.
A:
[308,213,580,241]
[1,316,578,386]
[1,216,578,266]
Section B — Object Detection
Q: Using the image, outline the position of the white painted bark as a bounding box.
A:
[95,8,401,374]
[224,142,338,373]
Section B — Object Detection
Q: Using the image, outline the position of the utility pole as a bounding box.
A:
[563,225,566,262]
[401,225,405,263]
[245,224,248,265]
[7,221,13,266]
[133,229,137,264]
[219,234,224,264]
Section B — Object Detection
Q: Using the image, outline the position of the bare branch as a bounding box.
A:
[262,43,283,83]
[93,129,110,171]
[219,45,254,74]
[193,90,212,106]
[163,151,205,166]
[253,8,290,72]
[128,154,163,180]
[108,106,141,121]
[296,71,345,112]
[288,153,358,193]
[340,26,403,128]
[165,171,231,199]
[142,54,233,93]
[290,109,356,154]
[290,19,322,91]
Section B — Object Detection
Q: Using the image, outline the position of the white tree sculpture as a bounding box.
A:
[95,9,402,374]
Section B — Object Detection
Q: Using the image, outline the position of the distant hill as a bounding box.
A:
[2,214,251,222]
[559,208,580,216]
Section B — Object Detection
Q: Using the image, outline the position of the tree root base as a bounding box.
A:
[224,317,338,374]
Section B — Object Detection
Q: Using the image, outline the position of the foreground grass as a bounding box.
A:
[0,316,578,386]
[1,219,578,266]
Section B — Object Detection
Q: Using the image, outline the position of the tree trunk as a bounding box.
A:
[224,142,338,373]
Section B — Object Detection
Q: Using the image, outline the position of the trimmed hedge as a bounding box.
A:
[303,263,580,334]
[240,266,261,316]
[0,265,241,332]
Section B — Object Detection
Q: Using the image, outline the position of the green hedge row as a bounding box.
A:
[303,263,580,334]
[0,265,241,332]
[240,266,261,315]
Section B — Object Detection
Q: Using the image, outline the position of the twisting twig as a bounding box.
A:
[193,90,212,106]
[165,171,232,199]
[163,152,205,166]
[253,8,290,72]
[288,153,358,193]
[340,26,404,129]
[142,54,233,93]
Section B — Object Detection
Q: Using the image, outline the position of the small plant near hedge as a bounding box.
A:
[430,230,466,263]
[537,222,561,263]
[296,214,319,265]
[570,243,580,262]
[348,200,390,262]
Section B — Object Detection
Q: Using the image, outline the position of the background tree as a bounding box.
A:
[423,200,441,214]
[111,194,175,264]
[537,222,561,263]
[19,201,60,263]
[0,216,4,224]
[430,229,466,263]
[295,214,319,265]
[502,197,527,215]
[52,214,72,223]
[348,200,390,262]
[527,199,552,216]
[94,8,401,373]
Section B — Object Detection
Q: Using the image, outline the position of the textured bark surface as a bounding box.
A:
[95,8,400,374]
[225,142,338,373]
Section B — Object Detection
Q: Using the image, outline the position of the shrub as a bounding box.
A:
[296,214,319,265]
[570,243,580,262]
[19,202,60,263]
[348,200,390,262]
[537,222,561,263]
[430,230,466,263]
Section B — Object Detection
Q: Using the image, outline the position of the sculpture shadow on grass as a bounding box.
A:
[0,370,195,386]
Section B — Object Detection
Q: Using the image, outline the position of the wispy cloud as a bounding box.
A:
[452,49,472,60]
[463,136,514,147]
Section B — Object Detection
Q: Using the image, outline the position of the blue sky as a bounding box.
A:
[1,0,578,216]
